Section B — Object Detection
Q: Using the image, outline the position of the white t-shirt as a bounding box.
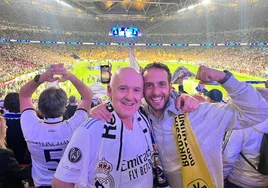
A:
[55,115,153,188]
[20,109,88,187]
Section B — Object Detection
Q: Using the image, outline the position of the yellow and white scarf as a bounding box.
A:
[173,113,215,188]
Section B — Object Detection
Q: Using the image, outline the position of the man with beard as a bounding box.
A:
[141,62,268,187]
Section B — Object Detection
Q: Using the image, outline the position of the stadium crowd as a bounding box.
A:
[0,0,268,187]
[0,42,267,83]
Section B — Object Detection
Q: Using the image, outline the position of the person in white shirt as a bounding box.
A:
[19,65,92,188]
[223,87,268,188]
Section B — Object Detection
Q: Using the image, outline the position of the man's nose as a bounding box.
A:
[152,86,160,95]
[126,90,134,99]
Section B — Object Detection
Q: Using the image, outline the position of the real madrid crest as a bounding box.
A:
[95,158,115,188]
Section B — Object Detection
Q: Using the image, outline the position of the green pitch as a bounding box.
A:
[61,61,266,100]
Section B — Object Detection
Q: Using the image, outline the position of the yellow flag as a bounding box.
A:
[173,113,215,188]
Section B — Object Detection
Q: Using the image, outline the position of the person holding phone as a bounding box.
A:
[19,65,92,188]
[100,63,112,84]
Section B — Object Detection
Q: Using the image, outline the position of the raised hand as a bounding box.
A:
[196,66,225,84]
[40,68,59,83]
[49,64,72,82]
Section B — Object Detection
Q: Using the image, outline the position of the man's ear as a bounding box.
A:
[107,85,112,98]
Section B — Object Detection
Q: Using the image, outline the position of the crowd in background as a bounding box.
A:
[0,1,267,85]
[0,43,267,84]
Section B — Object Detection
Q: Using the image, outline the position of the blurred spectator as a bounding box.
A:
[223,87,268,188]
[204,89,223,103]
[3,92,31,165]
[0,115,32,188]
[64,95,77,119]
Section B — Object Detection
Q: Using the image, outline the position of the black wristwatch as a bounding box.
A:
[218,70,232,84]
[34,74,41,84]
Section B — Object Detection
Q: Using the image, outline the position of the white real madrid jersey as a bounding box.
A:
[21,109,88,187]
[55,113,153,188]
[120,123,153,187]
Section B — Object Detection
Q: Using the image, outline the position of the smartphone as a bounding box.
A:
[100,65,111,84]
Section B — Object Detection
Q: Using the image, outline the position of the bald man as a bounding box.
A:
[52,67,154,188]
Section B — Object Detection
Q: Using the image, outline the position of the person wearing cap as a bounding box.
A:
[204,89,223,103]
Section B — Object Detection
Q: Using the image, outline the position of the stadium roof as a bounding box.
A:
[66,0,200,20]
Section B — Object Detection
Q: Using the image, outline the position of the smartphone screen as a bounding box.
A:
[100,65,111,84]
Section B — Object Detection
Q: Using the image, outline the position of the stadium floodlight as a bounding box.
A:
[202,0,211,5]
[55,0,72,8]
[188,3,200,10]
[178,8,187,12]
[178,0,210,13]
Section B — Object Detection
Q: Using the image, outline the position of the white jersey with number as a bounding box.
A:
[20,109,88,187]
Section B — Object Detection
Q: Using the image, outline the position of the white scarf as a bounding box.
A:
[94,103,153,187]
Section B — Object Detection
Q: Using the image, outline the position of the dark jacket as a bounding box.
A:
[4,113,31,164]
[64,104,78,119]
[0,148,31,188]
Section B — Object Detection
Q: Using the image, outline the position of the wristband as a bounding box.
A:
[218,70,232,84]
[33,74,43,84]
